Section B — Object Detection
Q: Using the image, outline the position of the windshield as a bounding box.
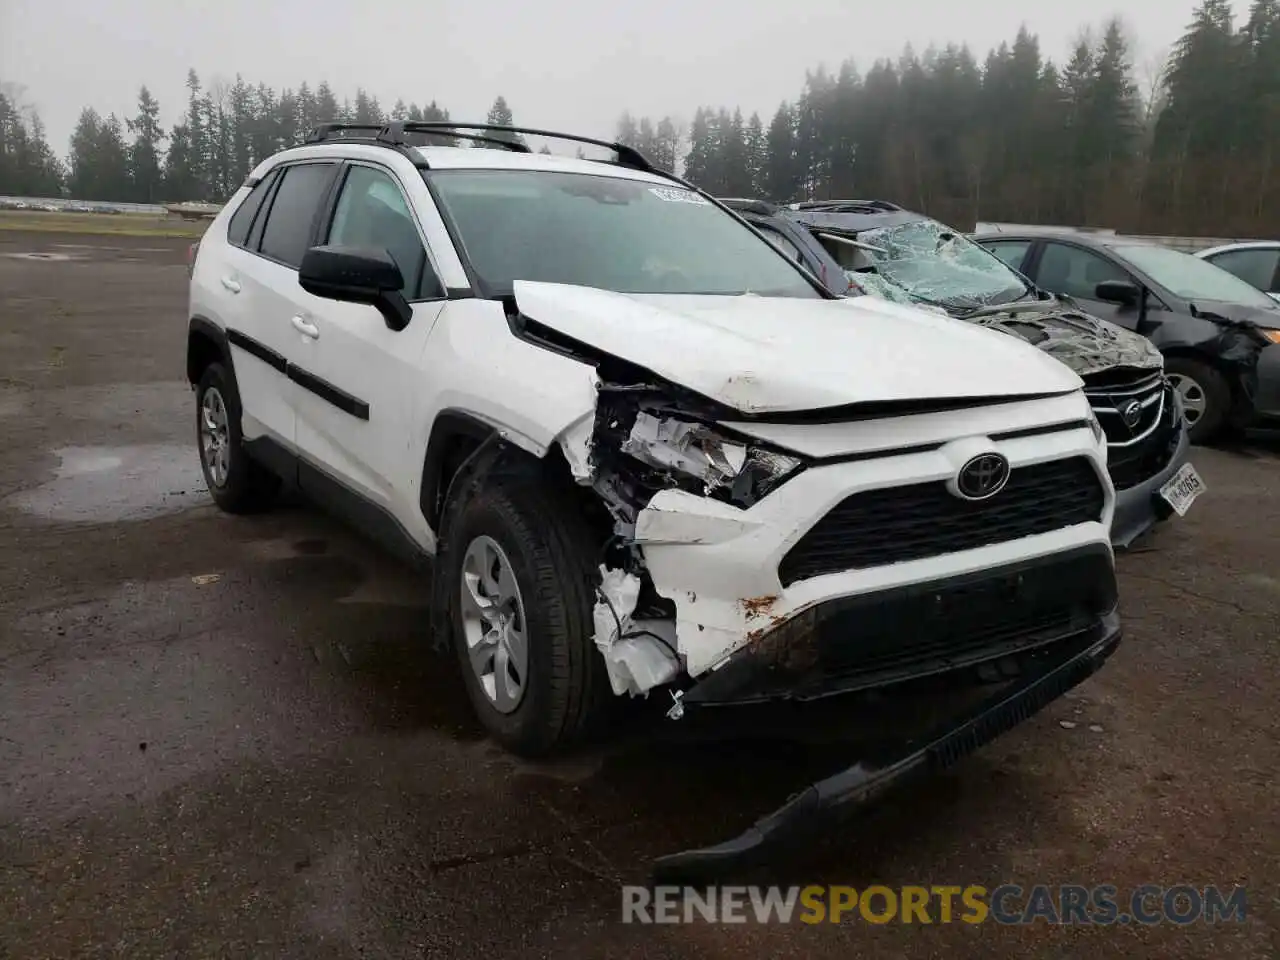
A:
[830,218,1030,313]
[425,170,821,298]
[1112,244,1278,310]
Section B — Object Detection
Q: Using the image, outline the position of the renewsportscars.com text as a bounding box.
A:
[621,884,1248,925]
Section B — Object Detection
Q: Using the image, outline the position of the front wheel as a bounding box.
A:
[1165,357,1233,444]
[444,473,609,757]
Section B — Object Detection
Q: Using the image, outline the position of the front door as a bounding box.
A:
[1033,240,1137,328]
[290,162,447,545]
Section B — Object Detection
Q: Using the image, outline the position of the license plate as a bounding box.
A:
[1159,462,1206,517]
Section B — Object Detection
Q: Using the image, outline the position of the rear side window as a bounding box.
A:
[226,171,277,248]
[983,239,1032,272]
[258,163,336,268]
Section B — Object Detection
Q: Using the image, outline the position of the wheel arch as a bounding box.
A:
[187,316,232,386]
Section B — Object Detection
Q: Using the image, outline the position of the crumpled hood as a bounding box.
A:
[965,301,1164,378]
[512,281,1081,415]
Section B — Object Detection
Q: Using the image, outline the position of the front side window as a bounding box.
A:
[1036,242,1129,301]
[1204,248,1280,294]
[326,165,433,299]
[425,170,820,298]
[1114,243,1279,309]
[258,162,335,268]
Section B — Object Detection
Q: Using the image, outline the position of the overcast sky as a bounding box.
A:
[0,0,1249,156]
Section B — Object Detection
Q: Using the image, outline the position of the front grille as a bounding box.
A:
[1105,381,1182,490]
[1084,370,1165,445]
[778,457,1104,586]
[743,547,1117,701]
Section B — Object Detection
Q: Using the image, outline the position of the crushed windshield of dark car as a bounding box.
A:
[838,218,1031,313]
[425,170,821,298]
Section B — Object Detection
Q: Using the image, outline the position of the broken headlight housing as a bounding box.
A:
[621,411,804,508]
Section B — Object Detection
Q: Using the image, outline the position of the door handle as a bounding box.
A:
[220,276,241,293]
[291,315,319,339]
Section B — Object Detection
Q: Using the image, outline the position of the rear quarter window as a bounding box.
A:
[226,170,278,248]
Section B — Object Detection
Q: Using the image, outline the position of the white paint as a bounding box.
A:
[512,281,1081,415]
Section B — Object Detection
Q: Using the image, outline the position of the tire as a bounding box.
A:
[443,470,609,757]
[1165,357,1233,445]
[195,362,279,513]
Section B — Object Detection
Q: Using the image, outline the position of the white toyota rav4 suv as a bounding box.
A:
[188,123,1122,798]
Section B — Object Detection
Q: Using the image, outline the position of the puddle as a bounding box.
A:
[4,444,208,522]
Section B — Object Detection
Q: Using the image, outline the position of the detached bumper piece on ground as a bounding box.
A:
[651,548,1122,882]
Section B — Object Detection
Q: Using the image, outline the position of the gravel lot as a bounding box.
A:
[1,231,1276,959]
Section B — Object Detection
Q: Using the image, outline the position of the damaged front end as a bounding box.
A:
[582,378,805,702]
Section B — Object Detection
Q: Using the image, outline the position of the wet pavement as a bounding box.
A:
[0,231,1278,959]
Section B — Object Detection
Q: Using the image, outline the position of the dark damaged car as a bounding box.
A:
[975,228,1280,444]
[774,201,1202,547]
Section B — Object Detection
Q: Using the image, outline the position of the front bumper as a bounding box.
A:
[635,407,1113,679]
[1254,342,1280,421]
[1110,399,1191,549]
[651,607,1122,882]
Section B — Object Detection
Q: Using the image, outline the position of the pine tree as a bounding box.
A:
[126,85,165,202]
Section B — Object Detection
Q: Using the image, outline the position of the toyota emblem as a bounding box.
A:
[1121,399,1143,429]
[955,453,1011,500]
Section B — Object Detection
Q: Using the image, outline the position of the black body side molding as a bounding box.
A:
[224,326,370,420]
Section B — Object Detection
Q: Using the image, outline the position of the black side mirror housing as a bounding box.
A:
[1094,279,1140,307]
[298,245,412,331]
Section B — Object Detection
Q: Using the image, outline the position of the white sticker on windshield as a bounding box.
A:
[649,187,709,205]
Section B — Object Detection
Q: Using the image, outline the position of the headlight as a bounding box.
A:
[1259,328,1280,344]
[622,412,803,506]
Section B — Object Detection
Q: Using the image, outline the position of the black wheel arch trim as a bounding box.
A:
[419,410,502,529]
[187,316,235,384]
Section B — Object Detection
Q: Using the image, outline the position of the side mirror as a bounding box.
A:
[298,245,412,331]
[1094,279,1140,307]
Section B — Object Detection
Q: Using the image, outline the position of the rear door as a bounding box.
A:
[227,160,341,454]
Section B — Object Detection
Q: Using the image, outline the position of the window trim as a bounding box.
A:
[251,160,342,271]
[317,159,447,304]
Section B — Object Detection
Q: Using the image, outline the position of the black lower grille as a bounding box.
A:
[778,457,1105,586]
[686,546,1118,705]
[1105,384,1182,491]
[812,549,1115,681]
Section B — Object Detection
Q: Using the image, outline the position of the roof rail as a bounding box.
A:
[304,121,661,174]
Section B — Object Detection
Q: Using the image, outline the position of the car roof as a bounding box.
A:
[971,229,1162,252]
[1196,240,1280,257]
[785,201,927,233]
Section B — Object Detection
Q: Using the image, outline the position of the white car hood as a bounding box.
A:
[512,281,1081,414]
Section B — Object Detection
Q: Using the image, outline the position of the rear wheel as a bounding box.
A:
[1165,357,1232,444]
[196,362,279,512]
[444,471,609,756]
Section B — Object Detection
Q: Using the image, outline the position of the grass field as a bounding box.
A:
[0,209,210,239]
